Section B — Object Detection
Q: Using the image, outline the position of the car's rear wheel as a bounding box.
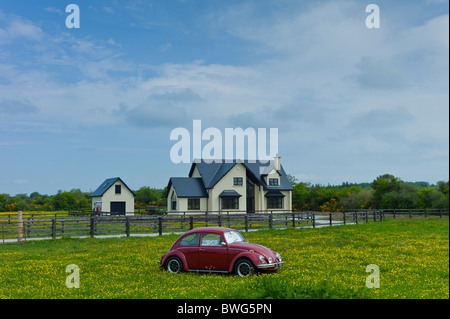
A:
[234,258,255,277]
[166,256,183,274]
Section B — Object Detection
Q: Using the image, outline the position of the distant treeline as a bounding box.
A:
[289,174,449,212]
[0,174,448,212]
[0,187,167,212]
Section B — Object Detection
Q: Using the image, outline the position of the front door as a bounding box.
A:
[198,233,228,270]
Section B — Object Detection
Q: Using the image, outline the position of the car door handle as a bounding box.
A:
[199,248,205,251]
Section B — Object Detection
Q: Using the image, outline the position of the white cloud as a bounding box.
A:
[43,7,63,15]
[0,16,43,43]
[102,7,115,14]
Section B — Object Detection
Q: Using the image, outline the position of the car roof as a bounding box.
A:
[183,227,236,235]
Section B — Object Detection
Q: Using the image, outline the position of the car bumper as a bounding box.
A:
[257,261,284,269]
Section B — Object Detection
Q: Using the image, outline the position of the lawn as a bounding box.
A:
[0,218,448,299]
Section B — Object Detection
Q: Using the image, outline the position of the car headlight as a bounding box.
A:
[276,253,282,262]
[259,255,265,263]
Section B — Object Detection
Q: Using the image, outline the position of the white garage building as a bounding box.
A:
[90,177,135,216]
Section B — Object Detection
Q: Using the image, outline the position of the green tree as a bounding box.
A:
[339,189,374,210]
[287,174,298,187]
[51,191,78,210]
[135,187,164,206]
[437,181,449,196]
[371,174,400,208]
[292,182,311,210]
[0,193,12,212]
[417,188,442,209]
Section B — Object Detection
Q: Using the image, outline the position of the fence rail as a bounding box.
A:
[1,209,448,243]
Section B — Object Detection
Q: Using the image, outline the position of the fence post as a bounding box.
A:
[126,217,130,237]
[393,209,396,219]
[343,212,346,225]
[365,211,368,223]
[18,211,23,243]
[26,219,31,238]
[90,216,95,237]
[292,213,295,228]
[439,209,442,218]
[329,213,332,226]
[245,215,248,232]
[269,213,273,229]
[218,214,222,227]
[51,218,56,239]
[354,212,358,224]
[158,216,163,236]
[312,213,315,228]
[424,208,427,218]
[189,216,194,230]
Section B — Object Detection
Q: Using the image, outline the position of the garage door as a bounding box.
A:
[110,202,126,215]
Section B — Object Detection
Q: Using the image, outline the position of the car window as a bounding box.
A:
[180,233,199,246]
[224,231,246,244]
[201,233,224,246]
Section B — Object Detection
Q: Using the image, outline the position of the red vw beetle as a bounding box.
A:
[158,227,284,277]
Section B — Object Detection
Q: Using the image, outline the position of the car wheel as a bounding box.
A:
[235,259,255,277]
[166,256,183,274]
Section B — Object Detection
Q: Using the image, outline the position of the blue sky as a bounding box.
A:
[0,0,448,195]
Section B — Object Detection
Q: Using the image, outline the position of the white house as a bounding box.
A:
[90,177,135,216]
[166,155,293,213]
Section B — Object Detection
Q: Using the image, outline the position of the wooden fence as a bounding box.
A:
[1,209,448,243]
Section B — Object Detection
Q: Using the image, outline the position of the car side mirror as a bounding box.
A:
[221,242,227,246]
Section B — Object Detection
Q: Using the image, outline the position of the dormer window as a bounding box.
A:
[269,178,279,186]
[115,185,121,194]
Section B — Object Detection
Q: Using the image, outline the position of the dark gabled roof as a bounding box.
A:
[90,177,136,197]
[188,159,293,191]
[168,177,208,198]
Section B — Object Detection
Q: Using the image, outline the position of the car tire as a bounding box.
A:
[234,258,255,277]
[166,256,183,274]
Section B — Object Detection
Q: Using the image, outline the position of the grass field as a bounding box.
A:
[0,218,448,299]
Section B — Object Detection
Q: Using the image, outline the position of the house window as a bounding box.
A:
[115,185,121,194]
[222,197,239,210]
[234,177,243,186]
[188,198,200,210]
[267,197,283,209]
[269,178,279,186]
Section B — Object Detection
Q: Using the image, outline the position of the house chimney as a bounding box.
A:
[274,154,281,171]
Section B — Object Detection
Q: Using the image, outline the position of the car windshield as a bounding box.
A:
[224,231,246,244]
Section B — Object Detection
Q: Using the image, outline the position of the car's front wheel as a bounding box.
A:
[234,258,255,277]
[166,256,183,274]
